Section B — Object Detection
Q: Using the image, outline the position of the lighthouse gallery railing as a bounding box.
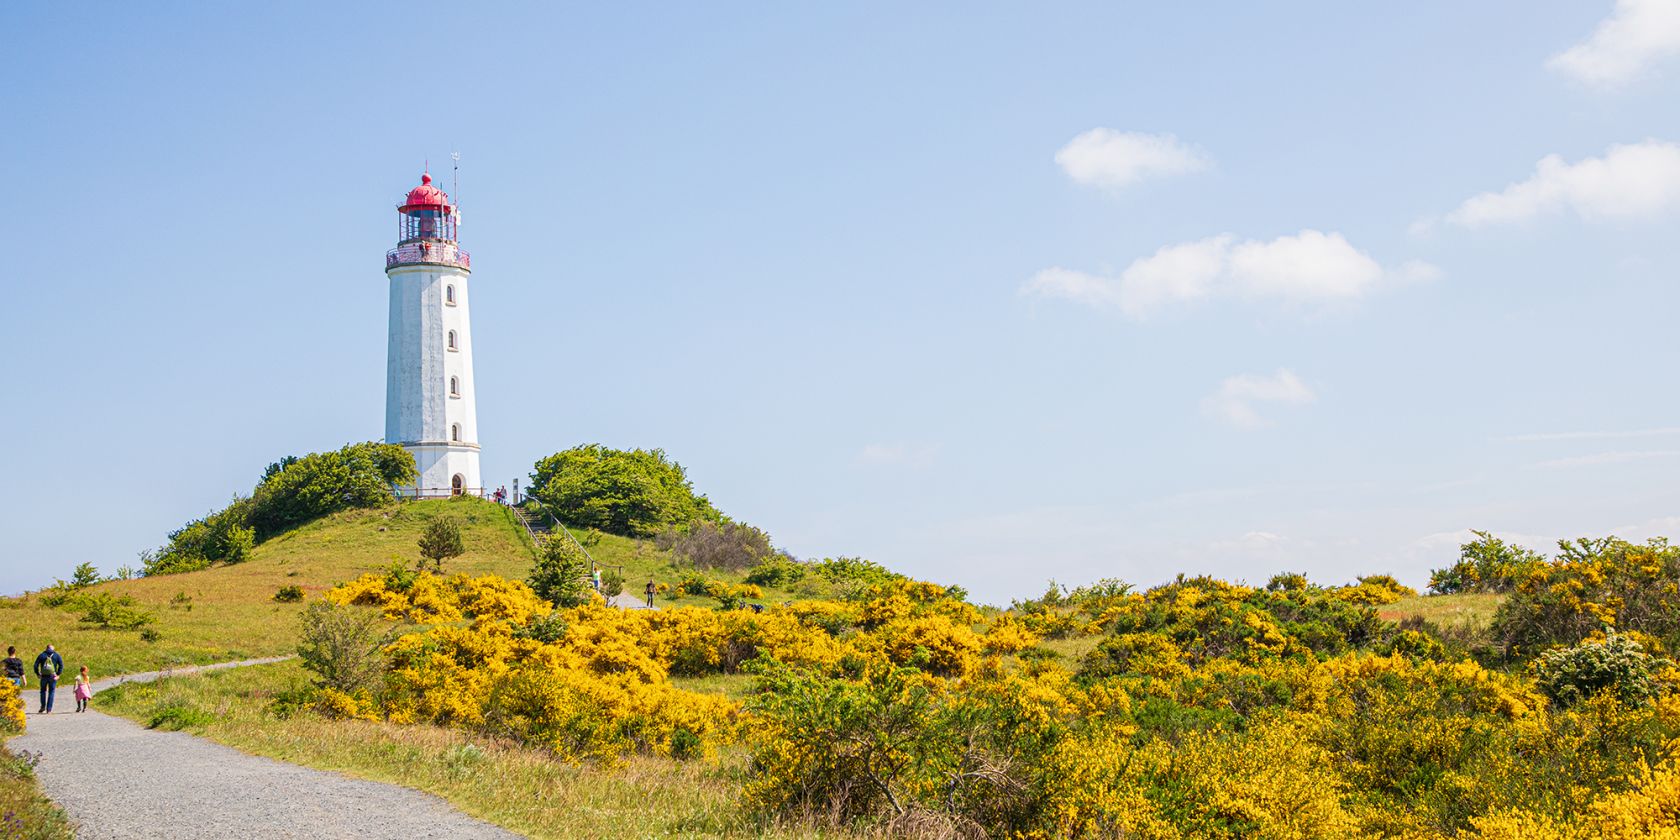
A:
[386,242,471,271]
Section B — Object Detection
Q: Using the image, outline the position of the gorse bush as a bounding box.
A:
[0,680,24,734]
[292,528,1680,838]
[1430,530,1547,594]
[528,444,722,537]
[1493,536,1680,656]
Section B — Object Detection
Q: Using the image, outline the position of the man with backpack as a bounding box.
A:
[34,644,62,714]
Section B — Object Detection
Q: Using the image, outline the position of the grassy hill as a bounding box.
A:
[1,497,841,679]
[0,499,529,676]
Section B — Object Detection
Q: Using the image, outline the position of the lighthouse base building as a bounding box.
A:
[384,172,482,497]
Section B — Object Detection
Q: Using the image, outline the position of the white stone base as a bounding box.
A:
[399,442,482,498]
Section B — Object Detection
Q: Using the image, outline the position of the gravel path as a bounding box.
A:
[9,659,521,839]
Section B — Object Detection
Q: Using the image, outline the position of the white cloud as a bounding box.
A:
[1201,369,1316,428]
[1227,230,1382,300]
[1549,0,1680,88]
[1024,230,1425,318]
[1055,129,1209,190]
[1533,449,1680,469]
[1444,141,1680,227]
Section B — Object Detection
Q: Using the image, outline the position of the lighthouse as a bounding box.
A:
[384,172,481,497]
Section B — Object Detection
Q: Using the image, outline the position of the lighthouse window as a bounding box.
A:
[447,330,458,351]
[445,285,456,306]
[449,376,460,397]
[451,423,461,442]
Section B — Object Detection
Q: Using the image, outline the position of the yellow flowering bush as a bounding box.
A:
[865,614,984,677]
[982,613,1041,654]
[0,679,24,734]
[325,569,550,625]
[307,549,1680,838]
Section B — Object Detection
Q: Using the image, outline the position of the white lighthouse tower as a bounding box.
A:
[384,172,481,497]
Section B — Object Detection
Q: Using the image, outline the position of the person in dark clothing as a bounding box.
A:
[33,645,62,714]
[2,647,24,690]
[644,580,657,609]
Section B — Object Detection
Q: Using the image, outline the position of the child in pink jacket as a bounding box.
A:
[73,666,92,713]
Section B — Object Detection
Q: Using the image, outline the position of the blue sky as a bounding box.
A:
[7,2,1680,604]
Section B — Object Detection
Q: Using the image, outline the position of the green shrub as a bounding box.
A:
[296,602,392,696]
[746,555,807,587]
[221,525,255,564]
[528,444,722,536]
[76,593,156,630]
[147,702,216,731]
[528,536,592,608]
[273,585,304,603]
[600,569,624,598]
[36,582,81,609]
[813,557,900,593]
[142,553,210,577]
[513,612,570,644]
[1534,633,1665,709]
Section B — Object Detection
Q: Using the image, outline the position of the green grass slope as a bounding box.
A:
[0,498,531,677]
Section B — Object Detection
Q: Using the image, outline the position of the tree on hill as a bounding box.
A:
[417,518,465,571]
[70,562,101,588]
[528,444,722,537]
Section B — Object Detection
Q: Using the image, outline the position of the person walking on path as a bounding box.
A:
[34,644,62,713]
[72,666,92,712]
[644,579,656,608]
[3,646,24,690]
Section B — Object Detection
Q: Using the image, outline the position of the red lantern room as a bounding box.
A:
[398,172,457,243]
[387,171,470,271]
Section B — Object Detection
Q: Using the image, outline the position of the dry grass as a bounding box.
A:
[96,661,855,840]
[1035,633,1104,664]
[1378,593,1505,631]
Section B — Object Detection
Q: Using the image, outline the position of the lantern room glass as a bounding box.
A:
[400,207,456,243]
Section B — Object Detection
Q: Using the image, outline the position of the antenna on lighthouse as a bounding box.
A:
[451,151,462,229]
